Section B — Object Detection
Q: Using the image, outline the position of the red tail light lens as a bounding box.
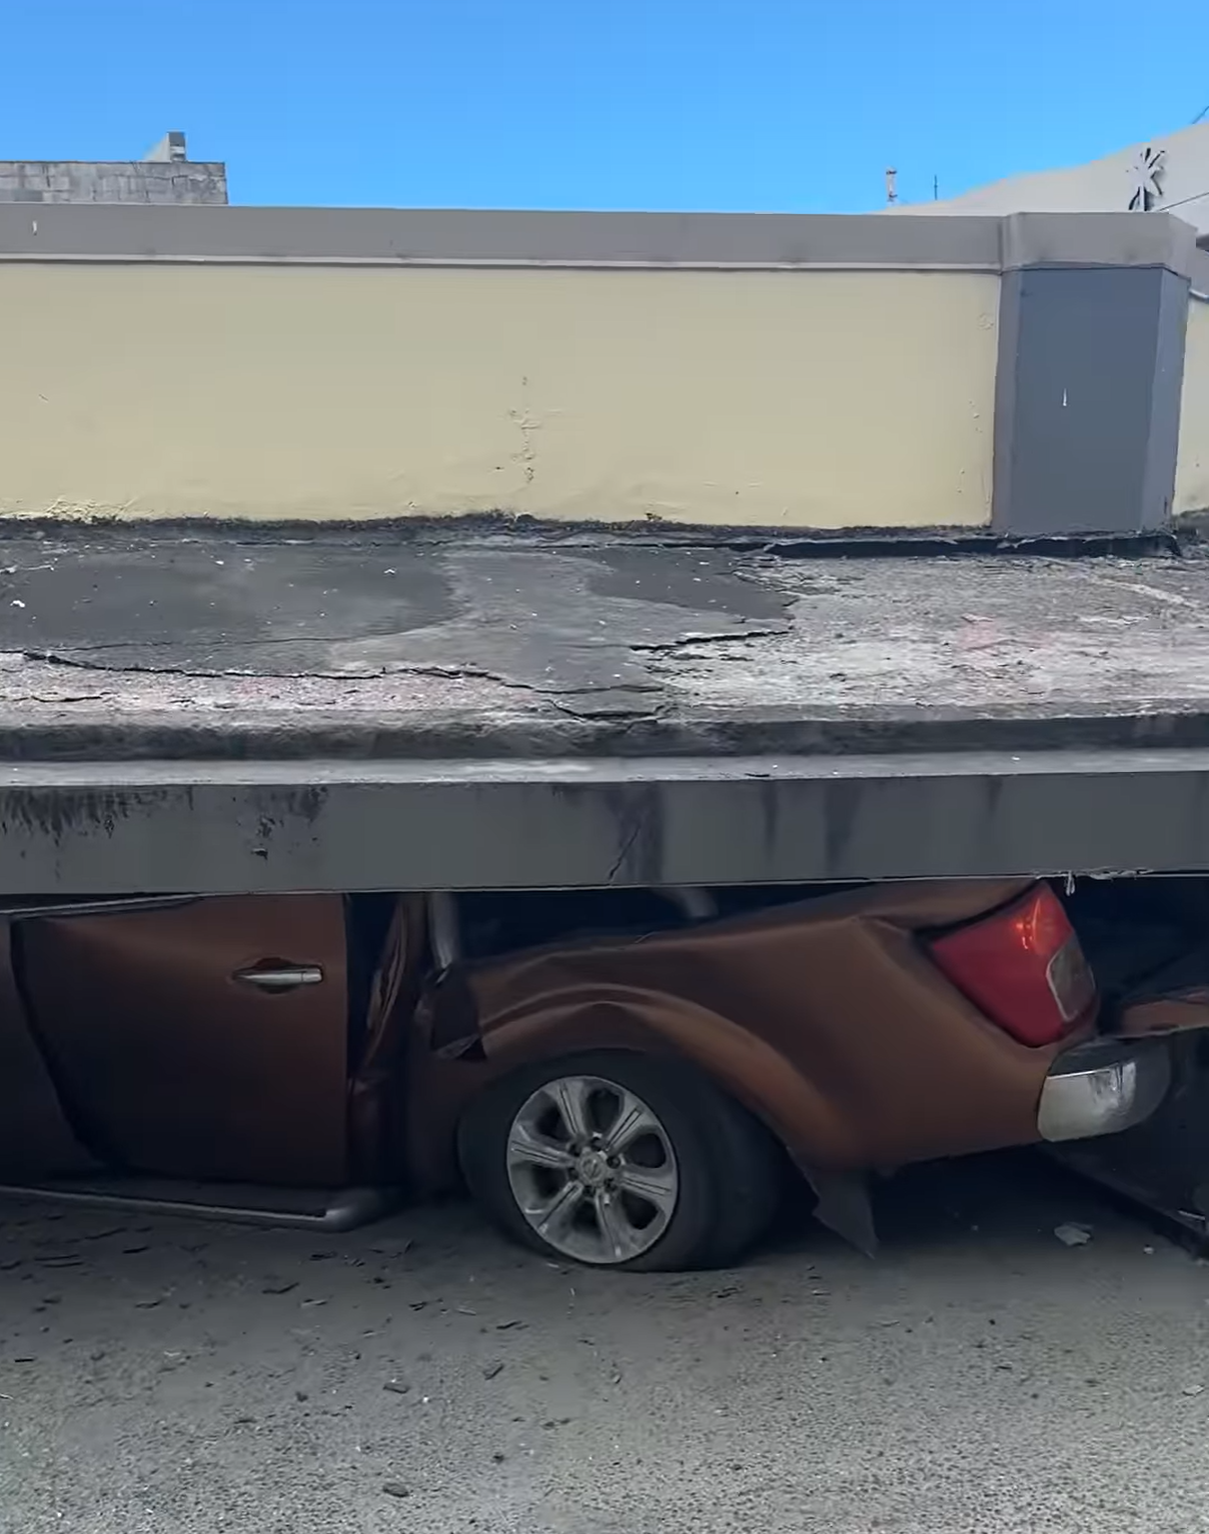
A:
[928,885,1097,1046]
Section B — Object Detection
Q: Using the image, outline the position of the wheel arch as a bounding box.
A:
[464,987,848,1171]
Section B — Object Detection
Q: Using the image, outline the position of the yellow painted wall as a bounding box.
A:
[0,263,999,528]
[1176,299,1209,517]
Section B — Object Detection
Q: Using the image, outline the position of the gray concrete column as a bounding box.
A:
[992,212,1196,536]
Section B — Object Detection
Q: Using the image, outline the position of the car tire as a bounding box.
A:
[457,1049,782,1271]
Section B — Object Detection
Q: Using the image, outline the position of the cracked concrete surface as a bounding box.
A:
[2,1153,1208,1534]
[0,536,789,689]
[5,527,1209,757]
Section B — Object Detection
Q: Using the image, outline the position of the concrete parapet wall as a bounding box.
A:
[0,205,1196,535]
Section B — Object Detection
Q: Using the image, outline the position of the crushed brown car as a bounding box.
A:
[0,878,1199,1270]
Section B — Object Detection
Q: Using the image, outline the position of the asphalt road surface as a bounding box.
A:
[2,1153,1207,1534]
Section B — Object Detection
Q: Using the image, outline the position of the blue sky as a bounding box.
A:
[3,0,1209,211]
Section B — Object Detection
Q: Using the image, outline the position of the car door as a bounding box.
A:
[14,894,350,1186]
[0,918,101,1177]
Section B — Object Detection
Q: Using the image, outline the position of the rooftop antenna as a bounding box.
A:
[933,173,940,201]
[885,166,898,205]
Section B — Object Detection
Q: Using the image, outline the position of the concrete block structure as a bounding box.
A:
[0,132,226,206]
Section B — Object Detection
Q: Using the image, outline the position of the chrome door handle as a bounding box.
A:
[234,964,324,992]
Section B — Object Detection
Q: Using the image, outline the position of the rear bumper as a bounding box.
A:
[1038,1039,1171,1143]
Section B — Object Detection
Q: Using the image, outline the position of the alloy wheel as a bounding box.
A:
[505,1073,680,1265]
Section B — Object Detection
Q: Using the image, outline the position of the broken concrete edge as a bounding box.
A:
[0,513,1187,560]
[4,701,1209,765]
[0,204,1198,274]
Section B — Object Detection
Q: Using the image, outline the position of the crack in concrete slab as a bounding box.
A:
[628,624,787,654]
[22,650,389,684]
[18,649,663,719]
[607,819,644,883]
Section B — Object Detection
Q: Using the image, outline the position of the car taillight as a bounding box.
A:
[928,885,1097,1046]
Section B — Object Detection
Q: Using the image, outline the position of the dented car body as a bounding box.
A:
[0,878,1202,1268]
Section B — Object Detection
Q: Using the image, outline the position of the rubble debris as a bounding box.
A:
[1054,1223,1093,1247]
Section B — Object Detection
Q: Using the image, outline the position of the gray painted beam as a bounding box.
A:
[2,749,1209,896]
[0,204,1197,272]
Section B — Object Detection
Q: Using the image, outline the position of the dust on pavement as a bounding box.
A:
[2,1153,1208,1534]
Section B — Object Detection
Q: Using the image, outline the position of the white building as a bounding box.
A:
[896,120,1209,241]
